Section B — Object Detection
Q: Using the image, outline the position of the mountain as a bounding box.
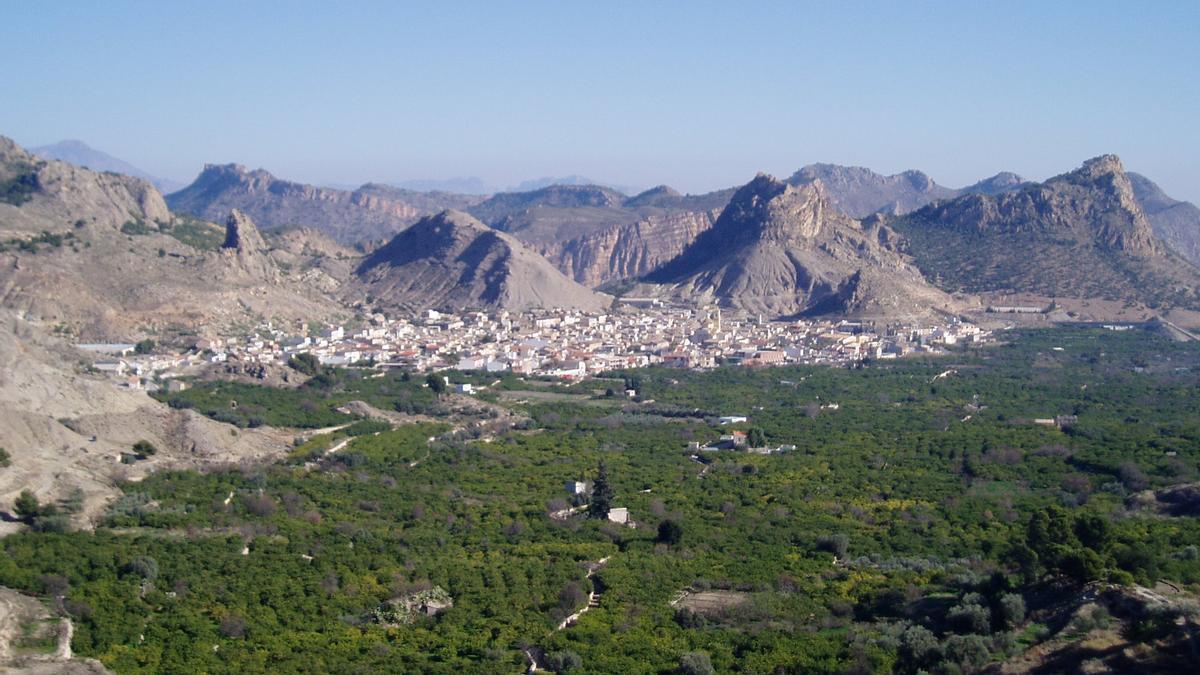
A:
[891,155,1200,308]
[469,184,627,228]
[787,164,1035,218]
[641,174,953,318]
[389,177,488,194]
[0,136,347,336]
[961,171,1030,196]
[787,164,960,218]
[510,175,638,194]
[1128,172,1200,267]
[167,164,473,246]
[0,137,346,524]
[31,139,183,193]
[543,209,720,288]
[354,210,611,313]
[464,184,735,287]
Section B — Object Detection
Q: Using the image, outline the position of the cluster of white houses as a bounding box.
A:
[81,307,992,389]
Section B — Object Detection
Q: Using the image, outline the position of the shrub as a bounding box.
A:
[997,593,1025,629]
[288,353,321,376]
[657,519,684,546]
[817,533,850,557]
[947,602,992,634]
[544,650,582,673]
[678,651,715,675]
[124,556,159,581]
[132,440,157,459]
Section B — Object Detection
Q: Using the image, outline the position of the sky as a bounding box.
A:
[2,1,1198,201]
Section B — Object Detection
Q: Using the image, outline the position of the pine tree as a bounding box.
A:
[588,461,614,519]
[13,489,40,522]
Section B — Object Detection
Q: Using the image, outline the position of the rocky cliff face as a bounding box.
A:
[788,163,960,218]
[892,155,1200,307]
[914,155,1161,255]
[354,210,611,313]
[0,138,346,336]
[1128,172,1200,267]
[221,209,278,281]
[0,135,170,234]
[539,209,718,287]
[641,175,952,318]
[167,164,460,246]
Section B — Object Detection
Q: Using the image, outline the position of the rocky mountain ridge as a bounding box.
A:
[354,210,611,313]
[167,164,466,246]
[891,155,1200,308]
[641,174,954,318]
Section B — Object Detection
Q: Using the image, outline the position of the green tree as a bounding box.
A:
[587,461,614,519]
[0,447,9,468]
[132,440,157,459]
[426,373,447,397]
[747,427,767,448]
[13,490,40,522]
[657,518,684,546]
[679,651,715,675]
[287,352,321,376]
[134,339,155,355]
[998,593,1026,629]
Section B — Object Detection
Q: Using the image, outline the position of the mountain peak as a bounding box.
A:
[356,210,610,312]
[1078,154,1124,177]
[222,209,268,253]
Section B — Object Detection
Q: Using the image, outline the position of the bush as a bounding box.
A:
[0,167,40,206]
[816,533,850,557]
[0,447,10,468]
[544,650,582,673]
[942,634,992,671]
[124,556,159,581]
[288,353,321,376]
[947,602,992,634]
[13,490,40,522]
[674,606,706,629]
[678,651,715,675]
[997,593,1025,629]
[899,624,940,667]
[132,440,157,459]
[657,519,684,546]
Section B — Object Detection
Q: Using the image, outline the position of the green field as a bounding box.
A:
[4,327,1199,673]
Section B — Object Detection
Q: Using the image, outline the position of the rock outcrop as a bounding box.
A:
[168,164,470,246]
[787,164,960,218]
[641,174,953,318]
[892,155,1200,307]
[0,135,170,233]
[354,210,611,312]
[539,209,719,287]
[1128,172,1200,267]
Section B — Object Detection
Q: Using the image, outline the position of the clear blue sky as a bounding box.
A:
[2,1,1197,200]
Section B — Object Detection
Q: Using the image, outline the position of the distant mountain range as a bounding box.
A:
[30,139,183,193]
[7,133,1200,322]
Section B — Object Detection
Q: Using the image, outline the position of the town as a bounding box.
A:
[78,306,993,391]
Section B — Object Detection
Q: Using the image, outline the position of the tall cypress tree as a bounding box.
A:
[588,461,614,519]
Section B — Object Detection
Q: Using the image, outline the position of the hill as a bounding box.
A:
[353,210,611,313]
[30,139,182,193]
[1128,172,1200,267]
[166,164,472,246]
[641,174,953,318]
[891,155,1200,309]
[787,163,961,218]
